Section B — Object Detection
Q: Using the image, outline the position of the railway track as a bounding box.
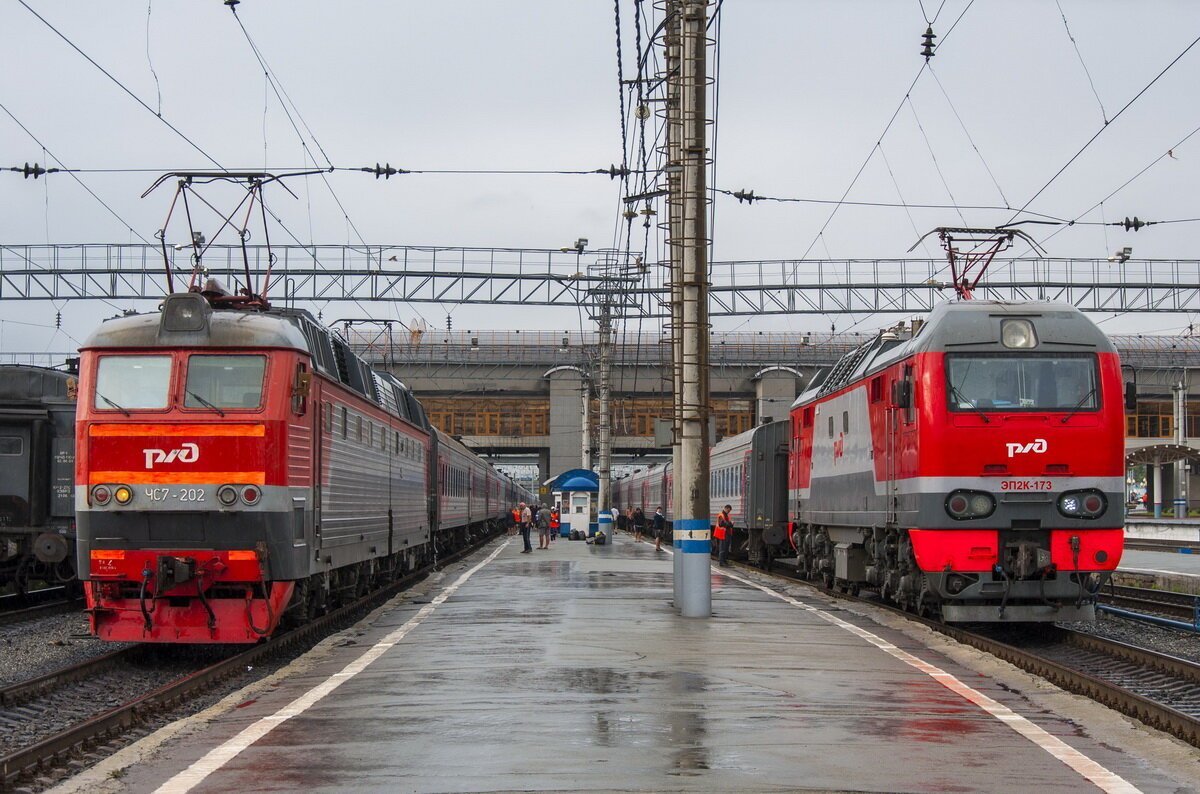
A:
[0,587,81,628]
[0,532,501,789]
[745,559,1200,749]
[1098,584,1200,623]
[1122,538,1200,554]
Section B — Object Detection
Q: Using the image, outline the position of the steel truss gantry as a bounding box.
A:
[2,244,1199,315]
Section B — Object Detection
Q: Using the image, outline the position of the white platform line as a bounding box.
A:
[154,541,510,794]
[717,566,1142,794]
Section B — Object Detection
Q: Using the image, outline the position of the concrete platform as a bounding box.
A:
[1117,549,1200,594]
[54,533,1199,794]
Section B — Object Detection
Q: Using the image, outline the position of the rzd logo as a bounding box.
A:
[143,442,199,469]
[1005,438,1047,458]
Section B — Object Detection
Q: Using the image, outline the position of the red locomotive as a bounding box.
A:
[75,290,528,642]
[788,297,1127,621]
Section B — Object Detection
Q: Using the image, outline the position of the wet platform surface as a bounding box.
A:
[56,534,1198,793]
[1120,548,1200,578]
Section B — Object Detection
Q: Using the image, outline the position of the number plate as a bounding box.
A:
[999,480,1053,492]
[143,486,207,503]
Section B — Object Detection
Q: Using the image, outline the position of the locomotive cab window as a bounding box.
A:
[95,355,172,410]
[946,354,1099,412]
[184,355,266,410]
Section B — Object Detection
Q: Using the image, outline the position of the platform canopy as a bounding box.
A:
[544,468,598,492]
[1126,443,1200,465]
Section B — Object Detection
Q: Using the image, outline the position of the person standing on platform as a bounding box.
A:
[519,502,533,553]
[549,505,560,542]
[536,504,551,549]
[715,504,734,566]
[633,506,646,543]
[652,506,666,552]
[509,505,521,536]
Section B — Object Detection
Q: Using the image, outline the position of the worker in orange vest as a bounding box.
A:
[549,505,561,541]
[509,505,521,536]
[715,504,734,566]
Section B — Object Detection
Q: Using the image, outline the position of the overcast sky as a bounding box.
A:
[2,0,1199,355]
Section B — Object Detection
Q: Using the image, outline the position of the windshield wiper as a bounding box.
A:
[949,385,990,423]
[1059,387,1097,424]
[96,392,130,417]
[187,391,226,417]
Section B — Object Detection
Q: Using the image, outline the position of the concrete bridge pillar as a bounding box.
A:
[753,367,803,425]
[546,367,588,479]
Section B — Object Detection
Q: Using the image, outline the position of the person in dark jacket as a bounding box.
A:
[632,507,647,543]
[652,506,667,552]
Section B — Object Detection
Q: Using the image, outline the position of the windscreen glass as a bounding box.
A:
[95,355,172,410]
[185,355,267,409]
[946,355,1098,411]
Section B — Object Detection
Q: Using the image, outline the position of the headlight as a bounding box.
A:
[113,485,133,505]
[945,489,995,520]
[1001,318,1038,348]
[92,485,111,505]
[1058,489,1106,519]
[217,485,239,506]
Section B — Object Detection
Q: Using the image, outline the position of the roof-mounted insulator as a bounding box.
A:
[921,26,937,61]
[1122,216,1147,232]
[733,189,757,204]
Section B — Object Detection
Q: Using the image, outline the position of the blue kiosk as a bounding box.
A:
[545,468,598,538]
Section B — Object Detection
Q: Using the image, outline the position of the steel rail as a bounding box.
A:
[0,532,503,786]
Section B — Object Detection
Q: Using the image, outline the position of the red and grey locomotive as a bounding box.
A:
[75,290,527,643]
[788,299,1126,621]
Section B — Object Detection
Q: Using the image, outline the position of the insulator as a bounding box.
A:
[446,315,452,331]
[1122,216,1145,232]
[55,311,61,329]
[18,162,47,179]
[606,164,630,179]
[733,189,757,204]
[372,163,398,179]
[921,26,937,59]
[623,209,638,220]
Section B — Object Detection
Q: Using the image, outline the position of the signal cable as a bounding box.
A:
[1055,0,1108,124]
[1006,31,1200,225]
[0,101,152,248]
[906,96,967,226]
[1038,120,1200,247]
[927,64,1009,207]
[16,0,224,170]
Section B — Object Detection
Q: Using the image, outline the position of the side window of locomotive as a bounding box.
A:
[827,416,834,439]
[185,355,266,410]
[842,411,849,433]
[95,355,172,410]
[341,406,348,439]
[291,363,309,416]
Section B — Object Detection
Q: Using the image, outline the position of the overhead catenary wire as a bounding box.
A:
[1005,31,1200,225]
[1055,0,1108,125]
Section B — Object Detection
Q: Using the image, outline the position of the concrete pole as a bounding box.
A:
[597,305,613,543]
[581,383,591,471]
[1153,460,1163,519]
[664,1,684,606]
[675,0,711,618]
[1174,373,1188,517]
